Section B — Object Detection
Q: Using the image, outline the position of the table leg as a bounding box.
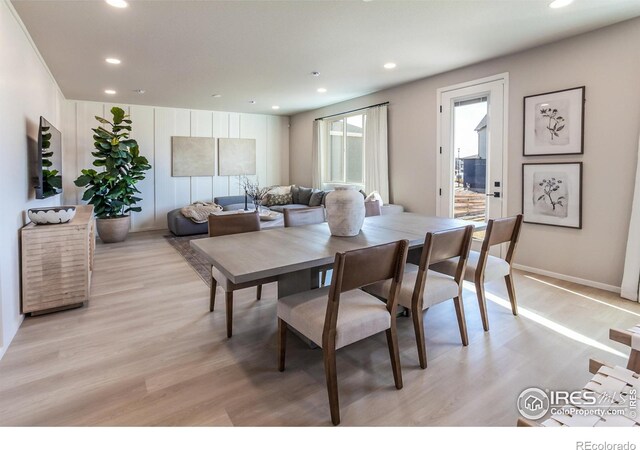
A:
[277,268,320,299]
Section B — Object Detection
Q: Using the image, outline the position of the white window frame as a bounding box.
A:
[322,112,366,189]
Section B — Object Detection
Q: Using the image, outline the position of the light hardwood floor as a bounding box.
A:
[0,230,638,426]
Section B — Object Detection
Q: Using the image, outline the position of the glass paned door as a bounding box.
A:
[439,77,506,246]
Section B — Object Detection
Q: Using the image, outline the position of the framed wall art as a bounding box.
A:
[522,162,582,229]
[523,86,585,156]
[218,138,257,176]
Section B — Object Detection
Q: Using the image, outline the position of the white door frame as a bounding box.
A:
[435,73,509,218]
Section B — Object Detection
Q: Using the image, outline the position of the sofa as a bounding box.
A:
[167,187,404,236]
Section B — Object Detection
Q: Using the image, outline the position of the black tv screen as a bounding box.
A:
[35,116,62,199]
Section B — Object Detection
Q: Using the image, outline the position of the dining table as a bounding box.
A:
[190,212,486,299]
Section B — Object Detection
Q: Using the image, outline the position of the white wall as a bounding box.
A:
[0,0,65,359]
[289,17,640,291]
[63,102,290,231]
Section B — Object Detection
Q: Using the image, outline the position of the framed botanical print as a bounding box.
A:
[523,86,585,156]
[522,162,582,229]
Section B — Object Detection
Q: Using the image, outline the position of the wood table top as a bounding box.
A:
[190,213,485,285]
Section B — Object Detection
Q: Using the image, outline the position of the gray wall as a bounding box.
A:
[289,17,640,289]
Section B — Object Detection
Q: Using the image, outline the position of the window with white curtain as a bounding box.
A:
[323,113,366,188]
[313,104,388,202]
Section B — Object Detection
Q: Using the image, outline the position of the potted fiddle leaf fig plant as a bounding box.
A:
[74,106,151,243]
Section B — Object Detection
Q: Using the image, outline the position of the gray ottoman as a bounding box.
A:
[167,209,208,236]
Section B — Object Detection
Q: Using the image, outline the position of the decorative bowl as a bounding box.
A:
[28,206,77,225]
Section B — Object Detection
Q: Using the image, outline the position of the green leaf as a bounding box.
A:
[74,175,91,186]
[111,107,125,125]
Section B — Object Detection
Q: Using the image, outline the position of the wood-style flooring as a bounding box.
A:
[0,230,638,426]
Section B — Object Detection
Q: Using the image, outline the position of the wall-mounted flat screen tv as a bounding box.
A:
[35,116,62,199]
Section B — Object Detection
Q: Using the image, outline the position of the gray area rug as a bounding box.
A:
[164,234,211,287]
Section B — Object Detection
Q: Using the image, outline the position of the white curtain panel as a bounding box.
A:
[621,133,640,302]
[311,120,325,189]
[364,105,390,203]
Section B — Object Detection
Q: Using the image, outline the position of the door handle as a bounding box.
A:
[486,192,501,198]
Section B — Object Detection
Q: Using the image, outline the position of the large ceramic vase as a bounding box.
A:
[325,185,365,237]
[96,215,130,243]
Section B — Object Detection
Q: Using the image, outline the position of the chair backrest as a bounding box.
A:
[419,226,474,269]
[323,240,409,343]
[364,200,382,217]
[480,214,523,264]
[208,211,261,237]
[283,206,325,227]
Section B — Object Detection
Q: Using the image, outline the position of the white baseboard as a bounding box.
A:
[512,264,621,294]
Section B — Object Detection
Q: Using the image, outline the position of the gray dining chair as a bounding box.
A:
[277,240,409,425]
[430,215,523,331]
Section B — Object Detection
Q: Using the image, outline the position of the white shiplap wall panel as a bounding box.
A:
[75,101,104,205]
[228,113,242,195]
[129,105,155,230]
[190,110,214,203]
[154,108,191,229]
[62,101,77,205]
[240,114,268,189]
[65,101,288,231]
[212,112,230,200]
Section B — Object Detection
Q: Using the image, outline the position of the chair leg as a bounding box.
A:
[475,280,490,332]
[225,291,233,338]
[385,328,403,389]
[505,274,518,316]
[412,306,428,369]
[321,270,327,287]
[323,345,340,425]
[453,296,469,346]
[209,277,217,312]
[278,318,287,372]
[256,284,262,300]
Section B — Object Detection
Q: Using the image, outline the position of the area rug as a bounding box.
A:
[164,234,212,287]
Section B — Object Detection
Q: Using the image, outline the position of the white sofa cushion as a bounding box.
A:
[277,287,390,349]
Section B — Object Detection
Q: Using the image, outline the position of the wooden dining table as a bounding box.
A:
[190,212,486,298]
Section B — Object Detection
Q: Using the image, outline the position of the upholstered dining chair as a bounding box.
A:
[207,211,277,338]
[277,240,409,426]
[284,206,329,286]
[363,226,474,369]
[364,200,382,217]
[431,215,523,332]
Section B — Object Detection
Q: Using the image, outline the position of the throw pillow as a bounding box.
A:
[266,185,292,196]
[298,186,313,205]
[308,190,325,207]
[365,190,383,204]
[290,185,300,204]
[264,193,292,206]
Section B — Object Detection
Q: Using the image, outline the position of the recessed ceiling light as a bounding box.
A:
[211,94,222,98]
[549,0,573,8]
[272,106,280,110]
[133,89,145,94]
[249,100,256,104]
[384,62,397,69]
[105,58,121,65]
[317,88,327,93]
[106,0,128,8]
[104,89,116,95]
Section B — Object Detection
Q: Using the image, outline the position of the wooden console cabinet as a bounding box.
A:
[21,205,95,315]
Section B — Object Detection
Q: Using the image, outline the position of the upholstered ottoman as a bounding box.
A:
[167,209,208,236]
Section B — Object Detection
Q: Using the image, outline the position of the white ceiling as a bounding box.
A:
[12,0,640,116]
